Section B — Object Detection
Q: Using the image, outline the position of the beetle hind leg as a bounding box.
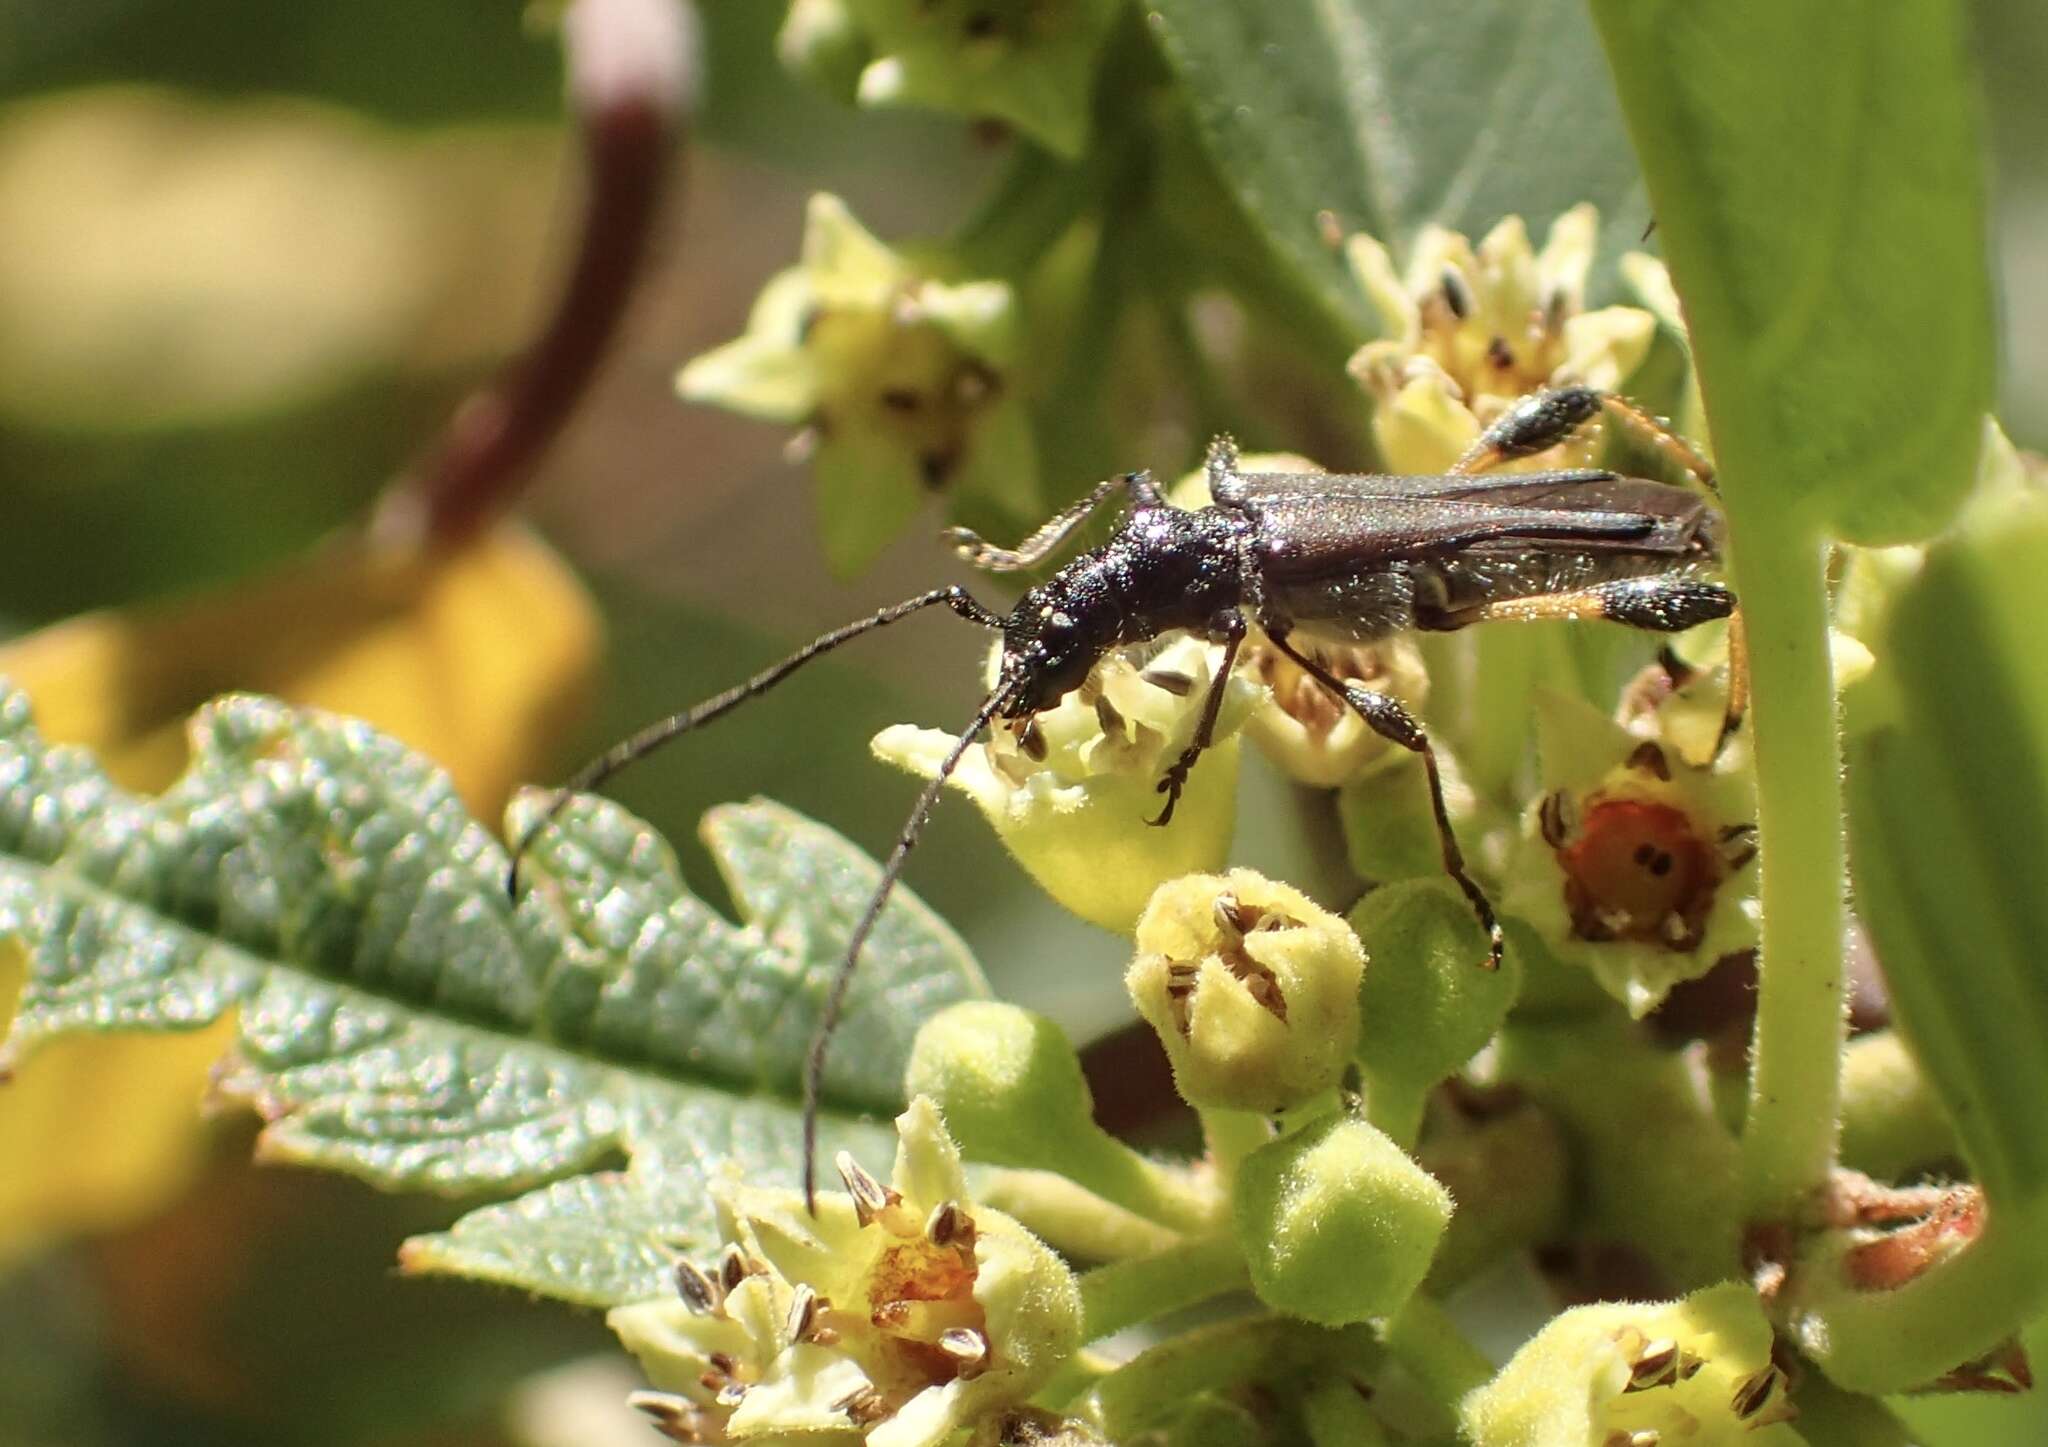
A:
[1453,385,1716,494]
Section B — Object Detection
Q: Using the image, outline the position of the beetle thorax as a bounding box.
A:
[998,504,1247,716]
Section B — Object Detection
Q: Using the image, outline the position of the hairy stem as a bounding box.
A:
[1735,525,1848,1219]
[375,0,692,546]
[1077,1236,1249,1343]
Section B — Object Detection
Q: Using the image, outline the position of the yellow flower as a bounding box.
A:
[611,1098,1083,1446]
[1505,691,1758,1017]
[678,193,1038,576]
[872,634,1262,933]
[1462,1282,1807,1446]
[1346,206,1655,473]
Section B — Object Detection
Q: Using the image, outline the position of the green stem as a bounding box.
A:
[1378,1294,1494,1408]
[1735,524,1848,1220]
[1359,1069,1426,1152]
[1788,1214,2048,1393]
[1077,1235,1249,1343]
[1200,1105,1271,1191]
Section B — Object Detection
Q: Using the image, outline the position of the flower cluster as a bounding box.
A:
[612,1099,1083,1446]
[1346,205,1657,474]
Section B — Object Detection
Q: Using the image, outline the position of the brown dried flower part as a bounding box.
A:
[1240,630,1431,788]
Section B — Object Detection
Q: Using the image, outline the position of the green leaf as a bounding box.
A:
[1588,0,1993,544]
[1145,0,1647,343]
[1845,488,2048,1212]
[0,685,987,1307]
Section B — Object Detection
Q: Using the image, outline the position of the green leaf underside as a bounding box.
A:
[1145,0,1646,342]
[1588,0,1992,544]
[0,685,986,1306]
[1847,498,2048,1212]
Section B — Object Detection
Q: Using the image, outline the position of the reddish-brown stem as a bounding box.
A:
[378,0,696,547]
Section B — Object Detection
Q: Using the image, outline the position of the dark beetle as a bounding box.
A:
[511,384,1735,1201]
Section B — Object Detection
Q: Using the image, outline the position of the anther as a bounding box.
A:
[926,1200,972,1247]
[1141,667,1196,697]
[940,1326,992,1375]
[674,1258,724,1315]
[836,1151,899,1226]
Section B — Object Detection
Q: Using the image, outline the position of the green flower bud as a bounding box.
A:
[1232,1113,1452,1326]
[843,0,1120,159]
[1128,871,1364,1114]
[906,1001,1101,1170]
[1338,744,1503,891]
[1351,879,1522,1138]
[612,1097,1083,1447]
[677,192,1039,577]
[1461,1282,1807,1447]
[875,634,1259,933]
[907,1001,1215,1233]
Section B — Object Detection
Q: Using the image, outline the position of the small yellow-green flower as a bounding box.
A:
[1346,206,1655,473]
[839,0,1120,159]
[678,193,1038,576]
[1505,691,1759,1017]
[873,633,1263,933]
[612,1097,1083,1447]
[1461,1282,1807,1446]
[1127,869,1364,1113]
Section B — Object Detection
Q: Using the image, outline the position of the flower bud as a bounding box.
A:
[1351,879,1522,1120]
[907,1001,1215,1233]
[874,634,1259,933]
[1232,1113,1451,1326]
[905,1001,1102,1171]
[1128,871,1363,1114]
[611,1097,1083,1447]
[1461,1282,1805,1447]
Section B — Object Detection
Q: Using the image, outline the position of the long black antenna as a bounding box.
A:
[802,679,1018,1207]
[506,584,1002,897]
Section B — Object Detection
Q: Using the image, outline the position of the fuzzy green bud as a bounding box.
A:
[1128,871,1364,1113]
[1352,879,1522,1139]
[1232,1113,1452,1326]
[905,1001,1100,1169]
[907,1001,1215,1233]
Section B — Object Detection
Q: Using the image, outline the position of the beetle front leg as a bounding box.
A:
[1266,629,1504,969]
[1148,613,1248,828]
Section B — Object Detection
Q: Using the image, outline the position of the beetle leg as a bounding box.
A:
[1425,576,1734,633]
[1454,386,1717,495]
[1148,612,1248,827]
[945,469,1163,572]
[1265,628,1504,969]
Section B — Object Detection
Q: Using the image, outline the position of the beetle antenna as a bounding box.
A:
[802,678,1018,1210]
[506,585,1002,898]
